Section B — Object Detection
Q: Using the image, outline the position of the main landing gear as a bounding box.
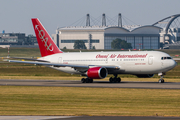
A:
[109,74,121,83]
[81,78,93,83]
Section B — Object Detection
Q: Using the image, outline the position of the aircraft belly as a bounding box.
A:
[122,62,161,74]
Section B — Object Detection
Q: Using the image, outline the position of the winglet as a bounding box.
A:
[31,18,63,57]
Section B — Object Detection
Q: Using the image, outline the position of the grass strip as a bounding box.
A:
[0,86,179,116]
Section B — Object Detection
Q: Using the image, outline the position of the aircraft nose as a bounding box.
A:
[171,60,177,68]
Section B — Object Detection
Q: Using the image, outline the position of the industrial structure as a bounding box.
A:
[152,14,180,49]
[53,13,180,49]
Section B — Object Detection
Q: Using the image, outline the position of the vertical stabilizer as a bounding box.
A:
[31,18,63,57]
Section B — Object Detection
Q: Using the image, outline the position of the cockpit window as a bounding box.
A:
[161,57,172,60]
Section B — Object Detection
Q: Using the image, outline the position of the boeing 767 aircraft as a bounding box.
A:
[9,18,177,83]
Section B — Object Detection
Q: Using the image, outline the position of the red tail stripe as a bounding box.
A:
[31,18,63,57]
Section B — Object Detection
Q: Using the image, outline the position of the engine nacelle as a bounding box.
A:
[136,74,154,78]
[87,67,108,79]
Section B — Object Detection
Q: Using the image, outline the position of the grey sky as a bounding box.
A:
[0,0,179,35]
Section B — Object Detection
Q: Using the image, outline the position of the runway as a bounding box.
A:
[1,116,180,120]
[0,79,180,89]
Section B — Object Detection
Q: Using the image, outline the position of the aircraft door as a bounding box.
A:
[148,56,153,65]
[106,58,108,63]
[58,57,62,63]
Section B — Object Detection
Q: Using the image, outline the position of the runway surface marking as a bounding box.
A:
[0,79,180,89]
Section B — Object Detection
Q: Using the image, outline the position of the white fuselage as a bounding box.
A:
[39,51,176,75]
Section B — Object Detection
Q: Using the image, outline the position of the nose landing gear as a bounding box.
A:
[158,73,165,83]
[158,75,164,83]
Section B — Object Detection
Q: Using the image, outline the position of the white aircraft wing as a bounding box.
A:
[9,57,48,62]
[9,60,120,72]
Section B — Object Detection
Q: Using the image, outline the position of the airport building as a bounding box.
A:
[52,14,180,50]
[0,32,37,46]
[53,25,160,50]
[0,33,25,45]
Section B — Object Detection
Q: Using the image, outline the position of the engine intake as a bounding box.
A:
[87,67,107,79]
[136,74,154,78]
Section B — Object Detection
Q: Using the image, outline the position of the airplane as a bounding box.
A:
[9,18,177,83]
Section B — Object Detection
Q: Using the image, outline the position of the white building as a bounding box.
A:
[52,25,161,50]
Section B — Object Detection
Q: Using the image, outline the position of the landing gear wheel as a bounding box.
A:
[88,78,93,83]
[117,77,121,83]
[109,76,121,83]
[81,78,93,83]
[109,77,113,83]
[158,79,164,83]
[85,78,89,83]
[112,78,116,83]
[162,79,164,83]
[81,78,85,83]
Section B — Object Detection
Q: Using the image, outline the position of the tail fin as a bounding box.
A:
[31,18,63,57]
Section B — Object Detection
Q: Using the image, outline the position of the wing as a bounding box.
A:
[9,60,120,73]
[9,57,48,62]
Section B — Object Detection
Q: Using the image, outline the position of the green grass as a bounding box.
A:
[0,48,40,57]
[0,86,179,116]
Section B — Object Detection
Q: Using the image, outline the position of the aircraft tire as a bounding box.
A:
[113,78,117,83]
[81,78,93,83]
[85,78,90,83]
[89,79,93,83]
[109,77,121,83]
[117,77,121,83]
[109,77,113,83]
[81,78,85,83]
[162,79,164,83]
[158,79,164,83]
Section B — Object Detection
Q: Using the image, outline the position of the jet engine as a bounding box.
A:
[136,74,154,78]
[87,67,108,79]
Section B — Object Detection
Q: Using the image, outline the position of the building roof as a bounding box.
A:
[58,25,161,34]
[58,25,143,31]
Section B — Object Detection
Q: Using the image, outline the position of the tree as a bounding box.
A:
[111,38,132,49]
[92,46,96,49]
[73,40,87,49]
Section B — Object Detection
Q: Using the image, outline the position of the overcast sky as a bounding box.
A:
[0,0,179,35]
